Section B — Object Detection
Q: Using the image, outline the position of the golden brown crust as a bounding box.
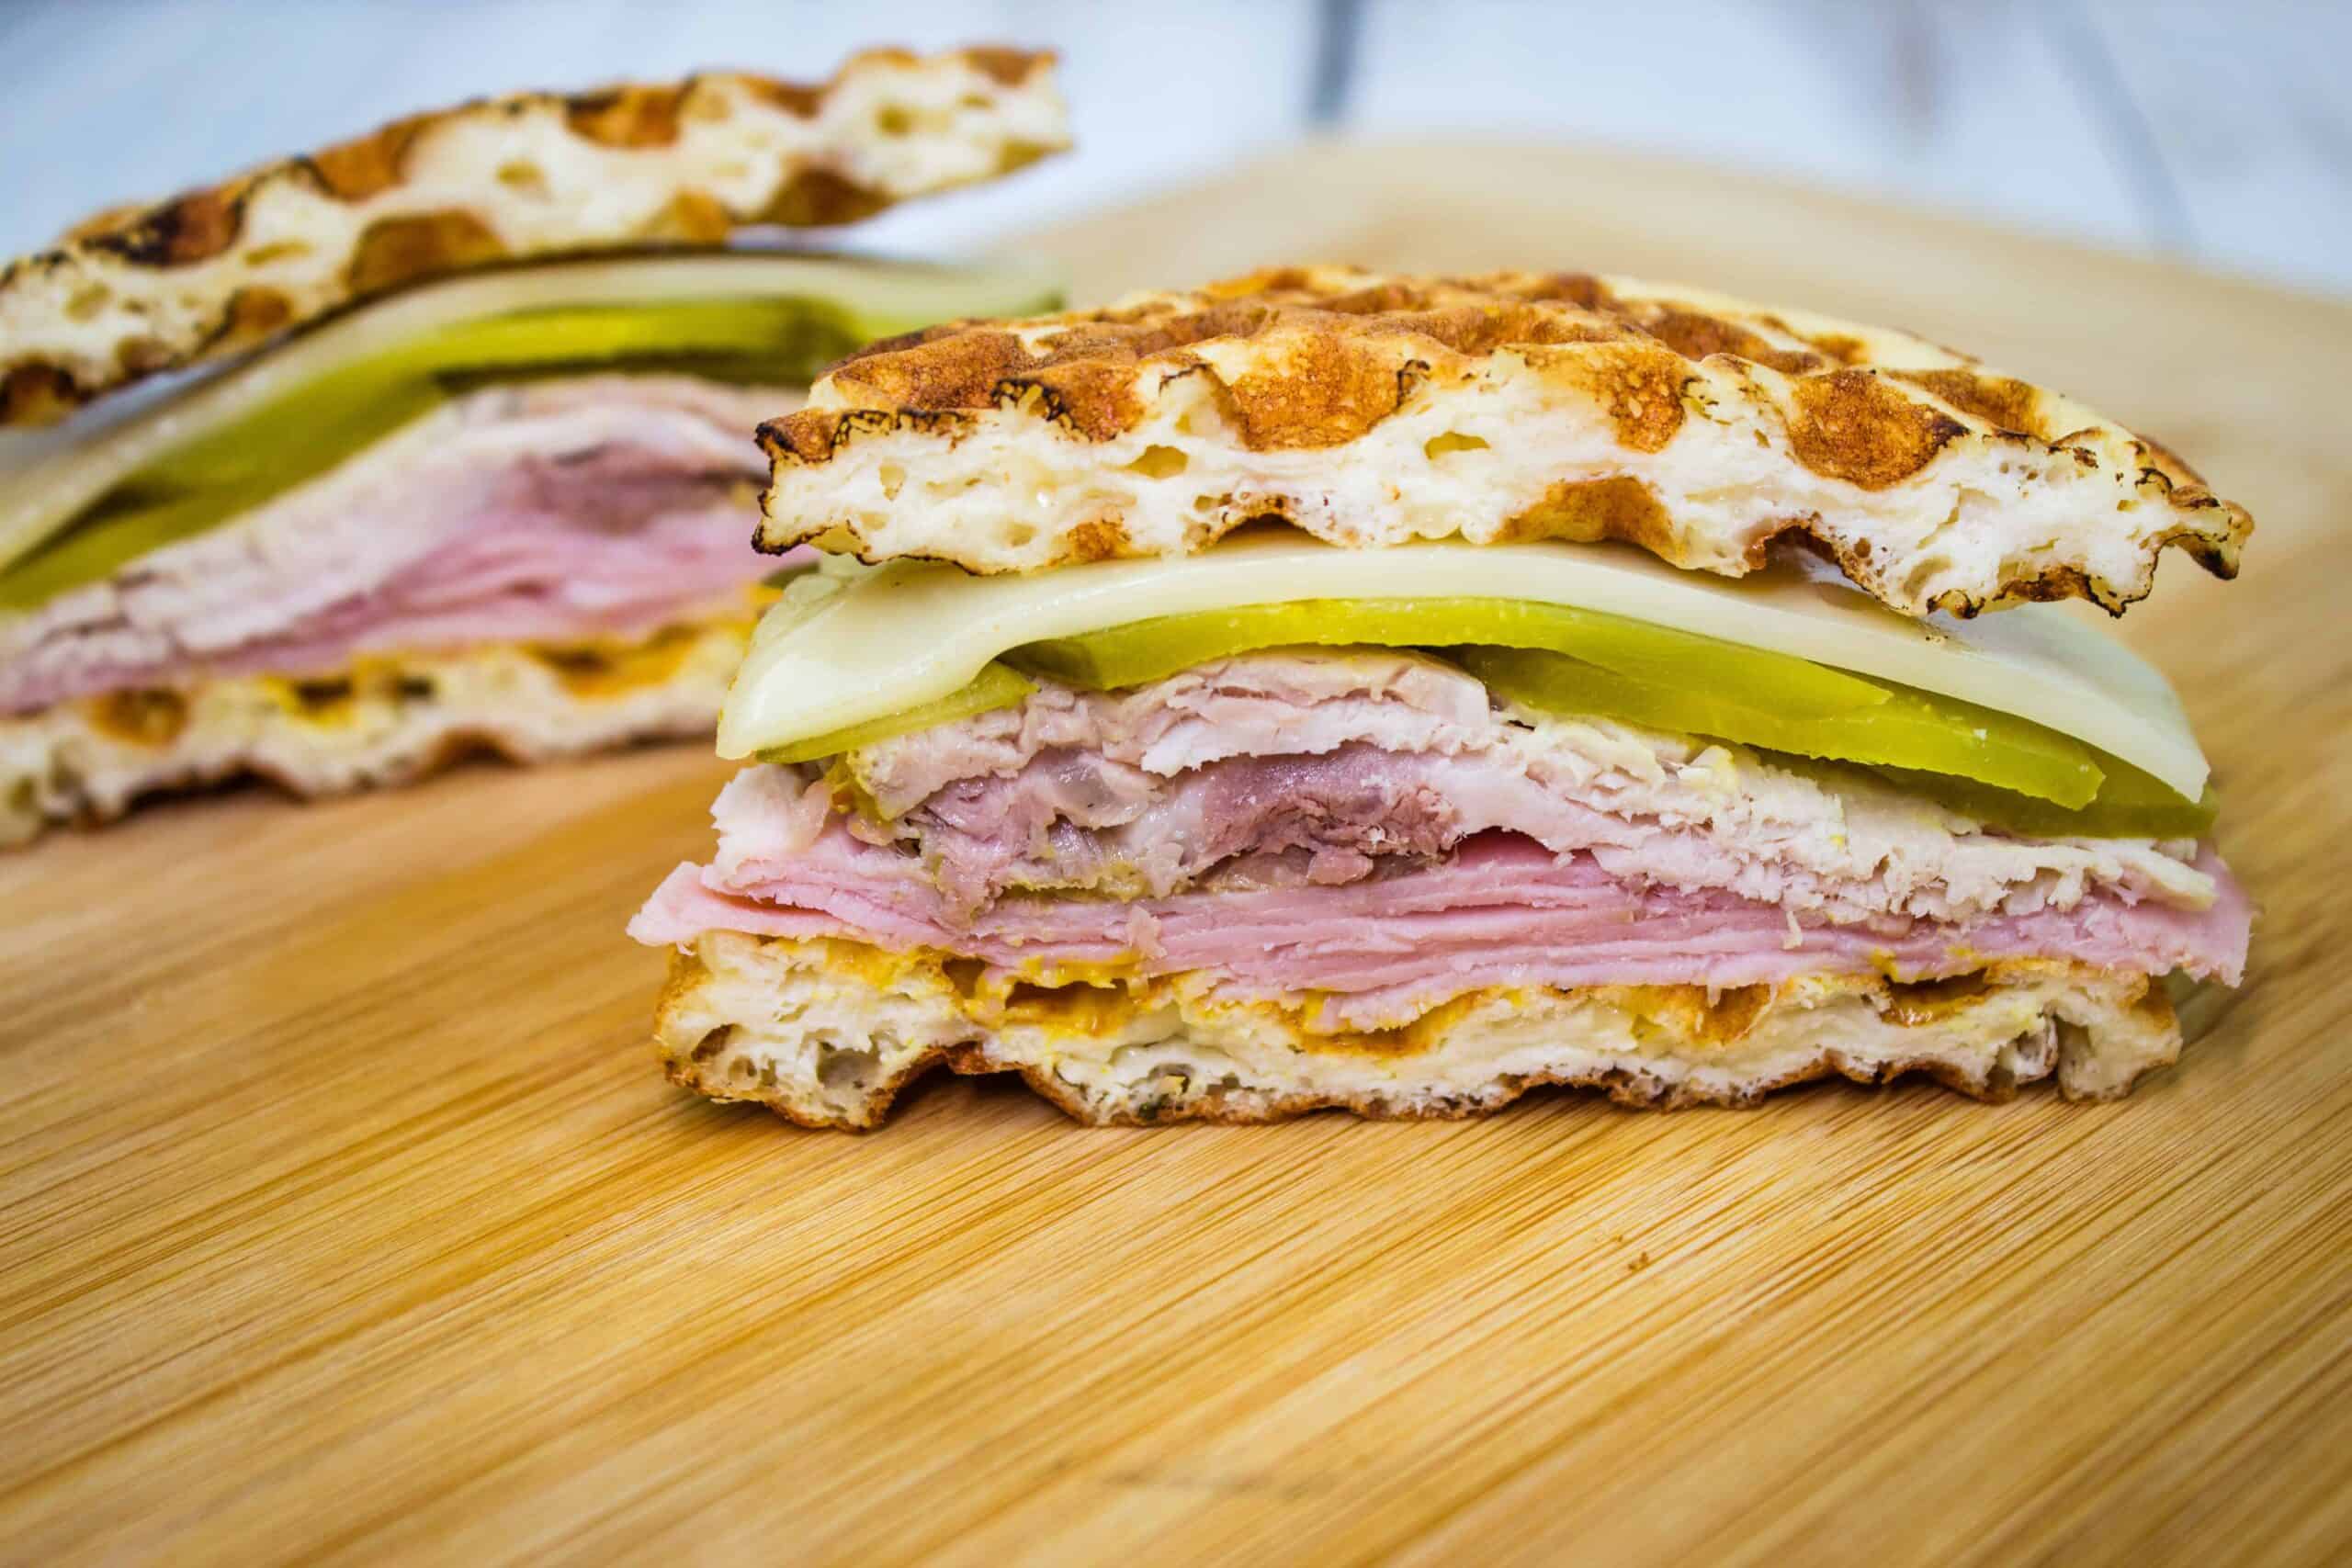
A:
[756,265,2252,617]
[0,48,1069,423]
[669,1027,2048,1133]
[648,934,2184,1130]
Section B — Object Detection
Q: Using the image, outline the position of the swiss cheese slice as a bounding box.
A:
[718,530,2211,799]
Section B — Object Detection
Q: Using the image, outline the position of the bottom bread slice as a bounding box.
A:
[650,931,2185,1129]
[1,618,749,846]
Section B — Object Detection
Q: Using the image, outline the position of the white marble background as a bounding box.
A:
[3,0,2345,295]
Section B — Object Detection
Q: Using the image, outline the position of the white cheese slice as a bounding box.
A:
[718,530,2211,799]
[0,250,1060,575]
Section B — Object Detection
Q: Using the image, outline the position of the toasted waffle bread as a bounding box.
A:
[0,48,1068,423]
[756,265,2248,618]
[1,617,749,844]
[651,935,2182,1129]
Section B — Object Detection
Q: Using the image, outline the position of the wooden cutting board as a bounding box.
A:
[4,139,2346,1566]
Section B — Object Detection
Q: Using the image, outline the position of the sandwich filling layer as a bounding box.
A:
[1,377,786,716]
[632,649,2250,1124]
[0,250,1075,842]
[0,375,791,840]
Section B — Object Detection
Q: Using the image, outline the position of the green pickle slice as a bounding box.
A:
[0,297,886,614]
[1457,645,2104,807]
[996,599,2207,837]
[1005,597,1891,718]
[756,661,1035,765]
[748,598,2206,838]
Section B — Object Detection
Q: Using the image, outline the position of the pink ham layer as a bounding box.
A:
[4,502,789,716]
[2,377,803,716]
[629,826,2251,1031]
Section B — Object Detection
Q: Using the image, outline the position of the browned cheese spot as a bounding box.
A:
[87,689,190,747]
[1517,272,1614,310]
[1891,367,2046,436]
[757,166,891,228]
[117,334,176,378]
[993,978,1141,1036]
[638,189,734,244]
[288,676,356,719]
[1498,475,1679,555]
[995,140,1059,176]
[1521,342,1688,453]
[1951,564,2100,617]
[307,118,425,201]
[212,287,294,354]
[1608,982,1778,1046]
[562,83,689,148]
[2129,976,2177,1030]
[345,210,507,294]
[758,412,843,466]
[530,624,705,697]
[940,957,990,998]
[1370,300,1633,358]
[1786,367,1965,490]
[748,78,828,118]
[821,318,990,381]
[83,188,243,268]
[1219,326,1419,449]
[59,201,146,245]
[1636,308,1826,374]
[1880,970,1995,1026]
[1798,330,1871,365]
[0,362,80,424]
[1204,265,1316,301]
[1006,362,1148,441]
[1062,517,1136,561]
[1296,995,1485,1057]
[962,46,1045,87]
[1696,984,1775,1043]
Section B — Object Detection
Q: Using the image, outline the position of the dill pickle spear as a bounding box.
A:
[756,660,1035,764]
[0,297,872,614]
[1004,598,1890,718]
[1460,645,2105,808]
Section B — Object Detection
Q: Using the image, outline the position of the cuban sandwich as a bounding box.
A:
[630,266,2255,1127]
[0,47,1069,844]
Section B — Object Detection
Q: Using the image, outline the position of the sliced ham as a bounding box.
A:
[813,649,2217,927]
[2,375,797,715]
[637,633,2251,1027]
[630,826,2250,1031]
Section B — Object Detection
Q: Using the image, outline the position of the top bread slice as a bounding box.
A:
[0,47,1068,425]
[754,266,2249,618]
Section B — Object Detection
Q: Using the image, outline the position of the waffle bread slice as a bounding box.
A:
[755,266,2249,618]
[0,48,1068,424]
[649,935,2187,1129]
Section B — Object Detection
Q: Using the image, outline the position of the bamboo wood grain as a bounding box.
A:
[2,138,2347,1566]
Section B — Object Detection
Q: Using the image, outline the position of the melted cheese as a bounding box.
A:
[718,530,2211,799]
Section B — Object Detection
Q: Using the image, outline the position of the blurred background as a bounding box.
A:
[4,0,2345,295]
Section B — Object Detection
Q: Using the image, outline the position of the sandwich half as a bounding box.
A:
[629,267,2254,1128]
[0,47,1069,844]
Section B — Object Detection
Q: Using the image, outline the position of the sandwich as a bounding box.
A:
[628,267,2255,1128]
[0,47,1069,845]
